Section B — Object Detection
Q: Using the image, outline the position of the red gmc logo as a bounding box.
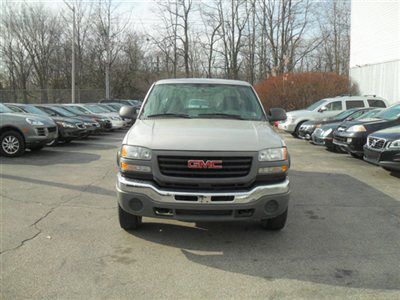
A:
[187,160,223,169]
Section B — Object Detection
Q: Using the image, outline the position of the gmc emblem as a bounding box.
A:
[187,160,223,169]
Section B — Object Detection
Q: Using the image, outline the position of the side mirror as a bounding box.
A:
[268,108,287,122]
[119,105,137,120]
[318,106,327,113]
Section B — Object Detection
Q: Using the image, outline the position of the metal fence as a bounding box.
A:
[0,89,106,104]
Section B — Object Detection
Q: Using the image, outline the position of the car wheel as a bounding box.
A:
[29,145,44,151]
[0,130,25,157]
[261,208,288,231]
[292,122,306,138]
[118,204,142,230]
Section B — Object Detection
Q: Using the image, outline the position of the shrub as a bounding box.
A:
[254,72,358,111]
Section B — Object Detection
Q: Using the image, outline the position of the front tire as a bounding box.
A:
[118,205,142,230]
[261,208,288,231]
[0,130,25,157]
[292,121,306,138]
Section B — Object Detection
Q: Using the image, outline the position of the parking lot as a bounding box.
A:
[1,130,399,299]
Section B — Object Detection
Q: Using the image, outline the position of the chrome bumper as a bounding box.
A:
[116,173,290,205]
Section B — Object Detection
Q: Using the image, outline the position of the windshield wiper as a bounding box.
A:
[197,113,245,120]
[146,113,191,119]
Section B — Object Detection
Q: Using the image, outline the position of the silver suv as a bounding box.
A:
[0,103,57,157]
[278,95,388,136]
[116,79,290,230]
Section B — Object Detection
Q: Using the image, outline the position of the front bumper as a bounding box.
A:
[333,132,366,154]
[363,146,400,171]
[110,119,125,129]
[116,173,290,222]
[25,127,58,147]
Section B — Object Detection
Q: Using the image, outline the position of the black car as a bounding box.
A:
[298,108,376,140]
[6,103,87,145]
[57,105,112,131]
[333,103,400,157]
[311,108,382,151]
[363,126,400,172]
[37,105,100,136]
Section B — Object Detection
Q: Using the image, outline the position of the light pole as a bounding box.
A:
[64,1,76,103]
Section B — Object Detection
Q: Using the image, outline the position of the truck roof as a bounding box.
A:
[155,78,252,86]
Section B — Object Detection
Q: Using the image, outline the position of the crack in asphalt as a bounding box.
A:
[0,169,114,255]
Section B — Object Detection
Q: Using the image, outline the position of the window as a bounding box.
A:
[368,99,386,108]
[346,100,365,109]
[325,101,342,111]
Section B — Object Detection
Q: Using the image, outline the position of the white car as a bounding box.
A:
[278,95,388,136]
[65,104,125,129]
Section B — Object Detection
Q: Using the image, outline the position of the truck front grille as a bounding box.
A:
[158,156,252,178]
[36,128,46,136]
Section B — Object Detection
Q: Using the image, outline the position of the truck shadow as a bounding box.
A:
[129,170,400,290]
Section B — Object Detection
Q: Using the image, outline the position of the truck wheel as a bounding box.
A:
[118,204,142,230]
[261,208,288,231]
[0,130,25,157]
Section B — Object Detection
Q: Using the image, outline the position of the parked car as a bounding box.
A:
[333,103,400,157]
[99,99,142,107]
[0,103,57,157]
[97,104,130,127]
[59,105,112,130]
[31,105,88,144]
[311,108,383,151]
[298,107,377,140]
[116,78,290,231]
[101,103,135,126]
[363,126,400,172]
[278,95,388,136]
[66,104,125,129]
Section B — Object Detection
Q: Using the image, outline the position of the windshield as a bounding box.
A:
[360,109,381,119]
[50,106,77,117]
[85,105,109,114]
[0,103,13,113]
[306,99,328,111]
[375,104,400,121]
[331,109,356,120]
[70,105,91,114]
[98,105,113,112]
[141,84,264,120]
[21,105,49,116]
[63,106,84,115]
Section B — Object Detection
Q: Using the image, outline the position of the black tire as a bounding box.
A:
[261,208,288,231]
[118,205,142,230]
[29,145,44,151]
[292,121,306,138]
[0,130,25,157]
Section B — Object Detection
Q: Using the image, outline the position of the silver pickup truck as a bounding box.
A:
[116,79,290,230]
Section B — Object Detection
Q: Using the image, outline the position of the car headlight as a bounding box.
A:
[26,118,44,126]
[121,145,152,160]
[56,121,76,128]
[387,139,400,149]
[347,125,366,132]
[111,116,121,120]
[322,128,333,136]
[258,147,287,161]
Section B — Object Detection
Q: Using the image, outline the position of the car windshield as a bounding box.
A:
[306,99,328,111]
[375,104,400,121]
[63,106,84,115]
[70,105,91,114]
[360,109,381,119]
[141,83,264,120]
[98,105,113,112]
[50,106,77,117]
[0,103,13,113]
[85,105,109,113]
[22,105,49,116]
[331,109,356,120]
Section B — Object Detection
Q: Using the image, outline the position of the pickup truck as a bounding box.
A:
[116,79,290,230]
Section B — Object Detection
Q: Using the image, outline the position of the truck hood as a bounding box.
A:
[124,119,284,151]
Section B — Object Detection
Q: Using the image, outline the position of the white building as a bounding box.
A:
[350,0,400,104]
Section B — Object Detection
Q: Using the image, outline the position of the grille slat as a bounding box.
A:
[368,137,386,149]
[158,156,252,178]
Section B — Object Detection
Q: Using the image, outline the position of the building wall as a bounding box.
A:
[350,0,400,104]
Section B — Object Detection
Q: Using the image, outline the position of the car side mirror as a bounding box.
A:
[268,108,287,122]
[119,105,137,120]
[318,106,327,113]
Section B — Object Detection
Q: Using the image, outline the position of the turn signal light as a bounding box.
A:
[258,166,288,174]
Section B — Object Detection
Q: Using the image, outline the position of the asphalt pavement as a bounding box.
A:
[1,130,399,299]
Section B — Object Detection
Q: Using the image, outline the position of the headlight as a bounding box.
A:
[26,118,44,126]
[322,128,333,136]
[111,116,121,120]
[258,147,287,161]
[347,125,366,132]
[56,121,76,128]
[387,139,400,149]
[121,145,152,160]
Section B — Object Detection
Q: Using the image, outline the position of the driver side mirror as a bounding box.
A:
[268,108,287,122]
[119,105,138,120]
[318,106,328,113]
